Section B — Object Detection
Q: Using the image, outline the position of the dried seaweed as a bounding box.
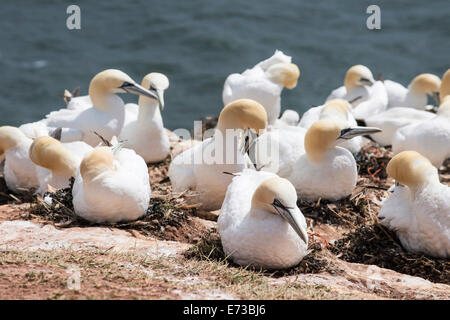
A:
[329,224,450,285]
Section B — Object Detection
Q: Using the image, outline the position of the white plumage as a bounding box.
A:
[223,50,300,125]
[379,151,450,258]
[365,107,435,146]
[0,126,38,192]
[218,169,308,269]
[119,73,170,163]
[19,69,159,146]
[383,73,441,110]
[168,99,267,211]
[72,146,150,223]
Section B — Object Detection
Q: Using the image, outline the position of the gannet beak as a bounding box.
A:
[338,126,381,140]
[120,82,159,102]
[360,77,375,86]
[273,200,308,244]
[156,89,165,110]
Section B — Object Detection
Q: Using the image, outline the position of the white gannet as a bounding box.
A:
[223,50,300,125]
[28,136,93,194]
[218,169,308,269]
[72,145,150,223]
[19,69,159,146]
[0,126,38,192]
[289,119,381,201]
[392,69,450,167]
[326,64,375,103]
[364,107,435,146]
[298,99,364,154]
[379,151,450,258]
[326,65,388,120]
[168,99,267,211]
[119,73,170,163]
[273,109,300,128]
[384,73,441,109]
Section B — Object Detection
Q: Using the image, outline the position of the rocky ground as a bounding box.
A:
[0,133,448,300]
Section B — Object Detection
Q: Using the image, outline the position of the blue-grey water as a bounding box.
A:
[0,0,449,130]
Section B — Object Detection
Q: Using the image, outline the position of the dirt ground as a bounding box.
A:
[0,138,449,300]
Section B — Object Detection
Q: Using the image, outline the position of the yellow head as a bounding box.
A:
[409,73,441,95]
[439,69,450,102]
[29,136,78,176]
[304,120,342,161]
[79,147,115,182]
[140,72,170,109]
[0,126,28,154]
[217,99,267,134]
[387,151,439,188]
[344,65,375,91]
[252,177,307,243]
[321,99,352,122]
[266,63,300,89]
[89,69,158,110]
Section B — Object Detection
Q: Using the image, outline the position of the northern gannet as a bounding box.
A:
[119,73,170,163]
[29,136,93,194]
[223,50,300,125]
[364,107,435,146]
[218,169,308,269]
[289,119,381,201]
[379,151,450,258]
[72,145,150,223]
[0,126,38,192]
[326,65,388,120]
[168,99,267,211]
[20,69,159,146]
[298,99,364,154]
[384,73,441,109]
[392,69,450,167]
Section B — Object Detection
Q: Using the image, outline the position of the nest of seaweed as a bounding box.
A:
[0,173,35,205]
[27,160,208,244]
[329,224,450,285]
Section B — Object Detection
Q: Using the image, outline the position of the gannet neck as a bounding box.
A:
[266,63,300,89]
[137,98,162,125]
[29,136,78,177]
[0,126,30,152]
[304,120,341,162]
[409,73,441,95]
[387,151,440,190]
[439,69,450,101]
[256,50,292,71]
[217,99,267,134]
[89,69,134,111]
[80,147,115,182]
[344,65,374,91]
[140,72,169,110]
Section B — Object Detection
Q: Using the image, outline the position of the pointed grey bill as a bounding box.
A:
[121,82,160,103]
[338,126,382,140]
[273,200,308,244]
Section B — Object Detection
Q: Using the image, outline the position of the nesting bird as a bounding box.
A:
[379,151,450,258]
[20,69,159,146]
[119,72,170,163]
[223,50,300,125]
[168,99,267,211]
[218,169,308,269]
[383,73,441,109]
[28,136,93,194]
[289,119,381,201]
[392,69,450,167]
[326,65,388,120]
[299,99,364,154]
[72,145,150,223]
[0,126,38,192]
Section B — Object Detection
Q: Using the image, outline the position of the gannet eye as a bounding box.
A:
[149,85,157,91]
[120,81,133,89]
